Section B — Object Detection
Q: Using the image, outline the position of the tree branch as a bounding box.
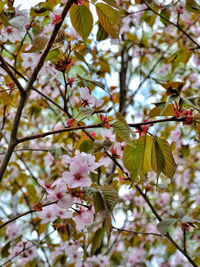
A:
[0,54,25,94]
[0,0,76,183]
[142,0,200,49]
[113,226,162,236]
[17,117,186,143]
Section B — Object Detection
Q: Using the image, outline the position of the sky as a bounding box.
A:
[14,0,40,9]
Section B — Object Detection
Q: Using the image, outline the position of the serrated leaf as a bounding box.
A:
[1,240,11,258]
[75,52,96,74]
[91,227,104,254]
[30,3,50,17]
[140,135,153,176]
[103,212,112,241]
[96,21,108,41]
[151,138,165,177]
[186,0,200,13]
[149,104,174,117]
[160,8,170,26]
[93,190,105,214]
[181,215,200,223]
[80,106,94,116]
[157,218,177,235]
[24,36,48,53]
[69,4,93,41]
[102,0,118,8]
[0,91,12,106]
[9,16,28,29]
[100,184,118,214]
[0,2,6,14]
[0,12,11,26]
[96,3,121,39]
[123,139,143,185]
[77,74,105,90]
[153,79,185,96]
[113,112,135,144]
[156,138,177,178]
[181,97,200,113]
[113,115,132,144]
[45,49,60,62]
[93,140,104,153]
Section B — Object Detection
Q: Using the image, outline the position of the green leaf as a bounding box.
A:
[30,2,51,17]
[69,4,93,41]
[103,212,112,241]
[96,21,109,41]
[123,139,143,185]
[76,74,105,90]
[151,138,165,177]
[1,240,11,258]
[140,135,153,176]
[100,184,119,214]
[153,79,185,96]
[181,97,200,113]
[160,8,170,26]
[75,52,96,74]
[0,91,11,106]
[92,227,104,254]
[45,49,60,62]
[185,0,200,13]
[181,215,200,224]
[79,139,93,153]
[101,0,118,8]
[0,2,6,14]
[0,12,11,26]
[96,3,121,39]
[156,138,177,179]
[80,107,95,117]
[113,112,135,144]
[149,104,174,117]
[157,218,177,235]
[24,36,48,53]
[93,190,106,214]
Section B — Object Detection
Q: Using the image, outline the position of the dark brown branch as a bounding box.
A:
[0,201,56,230]
[0,54,25,94]
[142,0,200,49]
[17,117,186,143]
[124,15,200,111]
[0,0,75,183]
[113,226,162,236]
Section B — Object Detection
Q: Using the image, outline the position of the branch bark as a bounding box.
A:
[0,0,75,183]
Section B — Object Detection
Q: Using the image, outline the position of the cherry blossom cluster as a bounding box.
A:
[36,151,102,231]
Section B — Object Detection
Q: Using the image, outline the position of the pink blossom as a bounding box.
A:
[5,223,21,239]
[80,87,103,108]
[157,192,170,206]
[1,27,22,43]
[101,129,115,142]
[127,247,146,265]
[74,150,102,173]
[9,241,37,263]
[73,206,94,231]
[37,204,59,223]
[50,246,64,260]
[66,244,83,264]
[21,53,41,71]
[62,160,91,188]
[171,127,182,148]
[44,152,54,166]
[87,255,110,267]
[47,182,74,208]
[56,207,72,219]
[62,150,102,174]
[54,121,63,130]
